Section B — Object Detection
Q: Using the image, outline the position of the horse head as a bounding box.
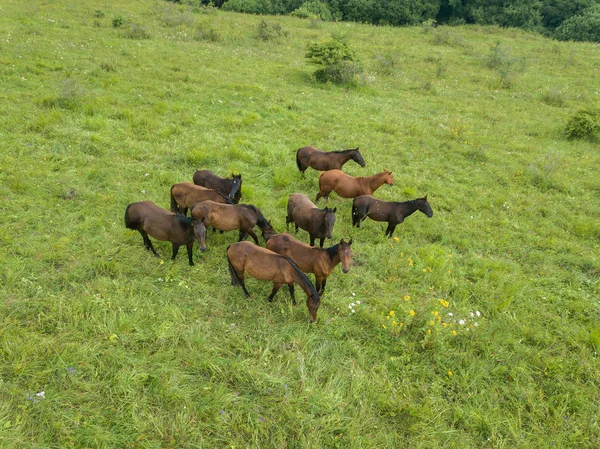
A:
[229,174,242,202]
[351,148,366,167]
[192,217,207,252]
[416,195,433,218]
[383,170,395,186]
[323,207,337,239]
[339,238,352,274]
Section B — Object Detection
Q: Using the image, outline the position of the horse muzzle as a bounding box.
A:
[342,268,349,274]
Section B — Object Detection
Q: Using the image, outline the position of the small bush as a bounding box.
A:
[161,4,195,27]
[291,1,337,21]
[565,109,600,140]
[100,61,117,72]
[256,20,287,41]
[374,54,399,76]
[42,79,86,110]
[314,60,361,85]
[193,22,220,42]
[94,10,105,18]
[485,41,525,88]
[306,36,361,85]
[541,88,566,107]
[112,15,125,27]
[123,23,151,39]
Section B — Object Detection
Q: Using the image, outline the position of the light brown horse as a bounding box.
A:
[191,201,275,247]
[267,233,352,293]
[352,195,433,237]
[226,241,321,322]
[316,169,395,202]
[286,193,336,248]
[296,146,365,174]
[170,182,232,216]
[124,201,206,266]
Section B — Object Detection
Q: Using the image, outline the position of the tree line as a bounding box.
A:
[184,0,600,43]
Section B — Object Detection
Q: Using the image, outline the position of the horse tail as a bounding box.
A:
[226,245,243,287]
[124,203,133,228]
[296,149,303,172]
[124,203,140,230]
[170,185,179,213]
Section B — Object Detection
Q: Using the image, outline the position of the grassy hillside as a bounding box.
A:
[1,0,599,447]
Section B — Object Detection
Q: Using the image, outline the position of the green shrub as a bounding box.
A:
[485,41,525,88]
[564,109,600,140]
[306,36,355,66]
[94,10,105,18]
[291,1,337,21]
[112,15,125,27]
[314,60,361,84]
[555,5,600,42]
[256,20,287,41]
[222,0,273,14]
[193,22,220,41]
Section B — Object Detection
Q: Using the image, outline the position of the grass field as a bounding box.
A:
[1,0,599,447]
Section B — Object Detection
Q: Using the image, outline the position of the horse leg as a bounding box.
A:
[286,215,292,231]
[287,284,296,306]
[295,224,299,233]
[268,283,282,302]
[186,242,194,266]
[247,229,259,245]
[320,278,327,294]
[172,244,180,260]
[140,231,159,257]
[385,222,397,237]
[319,238,324,248]
[315,277,322,294]
[309,235,315,247]
[238,230,247,242]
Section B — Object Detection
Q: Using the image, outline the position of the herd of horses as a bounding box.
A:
[125,145,434,322]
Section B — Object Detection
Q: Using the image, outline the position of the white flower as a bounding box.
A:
[348,305,352,309]
[459,319,465,325]
[476,311,481,317]
[351,303,355,307]
[351,310,355,313]
[36,391,45,398]
[470,312,474,317]
[474,322,479,327]
[351,292,356,297]
[356,301,361,305]
[448,312,453,317]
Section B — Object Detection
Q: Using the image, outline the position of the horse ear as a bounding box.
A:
[333,207,337,213]
[348,238,353,245]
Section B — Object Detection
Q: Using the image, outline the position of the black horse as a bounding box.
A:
[193,170,242,204]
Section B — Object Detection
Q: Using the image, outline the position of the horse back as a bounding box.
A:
[228,241,292,283]
[266,233,315,273]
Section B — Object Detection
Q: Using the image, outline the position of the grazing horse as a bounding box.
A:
[316,169,395,202]
[286,193,336,248]
[226,241,321,322]
[124,201,206,266]
[267,233,352,293]
[190,201,275,246]
[170,182,231,216]
[296,146,365,174]
[352,195,433,237]
[193,170,242,204]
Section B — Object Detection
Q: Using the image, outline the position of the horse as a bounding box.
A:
[124,201,206,266]
[266,233,352,294]
[286,193,336,248]
[170,182,232,216]
[316,169,395,202]
[190,201,275,247]
[226,241,321,322]
[352,195,433,237]
[295,146,365,174]
[193,170,242,204]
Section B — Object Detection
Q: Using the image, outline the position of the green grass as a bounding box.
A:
[1,1,599,447]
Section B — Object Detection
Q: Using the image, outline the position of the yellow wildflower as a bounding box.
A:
[407,258,413,267]
[382,324,387,329]
[423,268,427,273]
[403,295,410,301]
[160,260,164,265]
[409,310,415,317]
[442,322,448,328]
[393,237,400,242]
[439,299,449,308]
[389,310,395,317]
[427,329,431,334]
[392,321,397,326]
[427,267,432,272]
[451,330,457,336]
[432,311,439,317]
[429,320,435,326]
[448,370,453,376]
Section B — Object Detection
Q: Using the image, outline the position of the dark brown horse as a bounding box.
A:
[170,182,231,215]
[286,193,336,248]
[226,241,321,322]
[316,169,395,202]
[190,201,275,247]
[352,195,433,236]
[267,233,352,293]
[296,146,365,174]
[124,201,206,266]
[193,170,242,204]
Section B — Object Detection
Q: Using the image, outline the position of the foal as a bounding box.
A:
[286,193,336,247]
[124,201,206,265]
[352,195,433,236]
[296,146,365,174]
[226,241,321,322]
[316,169,394,202]
[267,233,352,293]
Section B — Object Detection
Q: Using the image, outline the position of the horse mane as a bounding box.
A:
[330,148,358,154]
[213,189,233,203]
[174,213,192,229]
[280,255,319,300]
[325,243,340,261]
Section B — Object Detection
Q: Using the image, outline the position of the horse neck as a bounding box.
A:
[323,245,341,271]
[365,172,389,191]
[286,259,319,299]
[398,200,419,218]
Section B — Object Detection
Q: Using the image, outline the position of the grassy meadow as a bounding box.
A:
[1,0,599,447]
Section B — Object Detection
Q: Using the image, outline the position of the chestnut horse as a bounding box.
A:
[352,195,433,236]
[191,201,275,246]
[226,241,321,322]
[125,201,206,266]
[286,193,336,248]
[170,182,231,216]
[267,233,352,293]
[316,169,395,202]
[296,146,365,174]
[193,170,242,204]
